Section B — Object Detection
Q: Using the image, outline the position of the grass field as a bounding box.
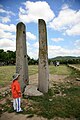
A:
[0,65,38,86]
[0,66,16,86]
[0,65,80,119]
[49,65,72,75]
[0,65,72,86]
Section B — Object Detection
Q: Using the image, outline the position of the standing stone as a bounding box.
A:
[16,22,28,93]
[38,19,49,93]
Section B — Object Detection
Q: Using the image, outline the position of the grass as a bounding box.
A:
[28,65,38,75]
[0,66,16,86]
[49,65,72,75]
[0,65,38,87]
[0,64,80,119]
[0,65,71,87]
[0,65,72,87]
[24,84,80,119]
[22,65,80,119]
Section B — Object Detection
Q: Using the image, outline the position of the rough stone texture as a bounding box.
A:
[16,22,28,92]
[38,19,49,93]
[24,84,43,96]
[24,74,43,96]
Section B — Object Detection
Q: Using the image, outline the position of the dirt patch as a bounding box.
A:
[29,74,67,84]
[0,112,48,120]
[0,112,76,120]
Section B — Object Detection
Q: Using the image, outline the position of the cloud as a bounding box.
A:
[0,23,16,50]
[28,43,80,59]
[0,23,16,41]
[0,7,15,23]
[0,5,16,52]
[0,16,11,23]
[0,38,16,51]
[48,45,80,58]
[74,39,80,48]
[61,4,69,10]
[0,22,37,58]
[19,1,55,23]
[28,50,38,59]
[0,8,15,16]
[27,42,80,59]
[33,42,39,48]
[27,42,39,59]
[19,7,26,14]
[26,32,36,41]
[51,38,64,42]
[49,4,80,36]
[0,23,16,32]
[66,23,80,36]
[0,30,15,40]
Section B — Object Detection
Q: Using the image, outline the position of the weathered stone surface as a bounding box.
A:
[24,84,43,96]
[16,22,28,92]
[38,19,49,93]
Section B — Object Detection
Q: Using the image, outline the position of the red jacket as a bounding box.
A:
[11,80,21,98]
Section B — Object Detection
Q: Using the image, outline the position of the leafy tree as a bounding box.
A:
[0,49,38,65]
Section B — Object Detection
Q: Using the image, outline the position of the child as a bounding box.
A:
[11,73,23,112]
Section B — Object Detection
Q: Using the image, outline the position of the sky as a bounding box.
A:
[0,0,80,59]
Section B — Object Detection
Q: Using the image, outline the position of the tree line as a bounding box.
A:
[0,49,80,66]
[49,56,80,65]
[0,49,38,65]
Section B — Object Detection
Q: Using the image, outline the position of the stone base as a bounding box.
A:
[24,84,43,96]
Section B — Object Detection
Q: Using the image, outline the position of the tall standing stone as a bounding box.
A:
[16,22,28,93]
[38,19,49,93]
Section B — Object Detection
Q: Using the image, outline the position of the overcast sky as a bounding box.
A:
[0,0,80,59]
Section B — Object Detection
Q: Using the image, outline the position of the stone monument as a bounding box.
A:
[16,22,28,93]
[38,19,49,93]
